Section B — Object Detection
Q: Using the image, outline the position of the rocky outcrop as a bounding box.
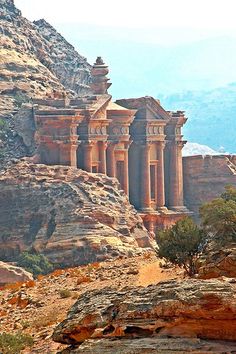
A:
[183,155,236,219]
[67,338,236,353]
[0,261,33,286]
[0,160,151,266]
[34,19,91,95]
[0,0,91,165]
[53,279,236,351]
[197,242,236,279]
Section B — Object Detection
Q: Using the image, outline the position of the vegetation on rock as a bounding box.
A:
[17,251,53,277]
[157,186,236,275]
[157,217,205,276]
[200,185,236,243]
[0,332,33,354]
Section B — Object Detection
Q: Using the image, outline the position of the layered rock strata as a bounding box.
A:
[0,0,91,164]
[197,242,236,279]
[53,279,236,352]
[0,160,151,266]
[0,261,33,286]
[67,338,236,353]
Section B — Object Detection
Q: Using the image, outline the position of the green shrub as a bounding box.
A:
[0,332,33,354]
[59,288,72,298]
[17,251,53,277]
[156,217,206,276]
[200,185,236,243]
[0,118,7,129]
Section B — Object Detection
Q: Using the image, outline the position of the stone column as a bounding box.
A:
[156,141,167,211]
[168,141,185,210]
[83,142,93,173]
[59,143,78,167]
[98,141,107,174]
[106,142,116,177]
[123,143,130,195]
[140,142,152,211]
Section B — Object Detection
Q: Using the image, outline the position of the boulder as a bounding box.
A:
[0,261,33,285]
[53,278,236,351]
[197,242,236,279]
[0,160,151,267]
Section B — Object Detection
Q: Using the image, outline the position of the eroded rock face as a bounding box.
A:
[0,261,33,286]
[68,338,236,353]
[53,279,236,350]
[0,160,151,266]
[197,242,236,279]
[183,155,236,220]
[0,0,91,164]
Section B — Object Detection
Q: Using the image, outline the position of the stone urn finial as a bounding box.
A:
[95,56,105,66]
[90,56,112,94]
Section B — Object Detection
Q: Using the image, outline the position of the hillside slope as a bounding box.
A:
[0,0,91,164]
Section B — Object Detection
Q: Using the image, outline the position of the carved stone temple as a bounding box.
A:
[34,57,190,233]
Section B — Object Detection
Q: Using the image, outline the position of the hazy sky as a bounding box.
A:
[14,0,236,44]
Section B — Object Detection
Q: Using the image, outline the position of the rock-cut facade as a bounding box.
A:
[34,57,191,232]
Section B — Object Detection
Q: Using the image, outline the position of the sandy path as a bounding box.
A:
[137,260,182,286]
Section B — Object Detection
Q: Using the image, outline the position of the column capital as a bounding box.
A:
[124,139,133,150]
[98,140,108,148]
[156,140,166,149]
[176,140,187,149]
[107,140,117,148]
[139,141,153,149]
[81,140,95,148]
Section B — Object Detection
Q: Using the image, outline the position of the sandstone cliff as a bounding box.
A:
[0,0,91,164]
[53,278,236,352]
[0,160,151,266]
[183,155,236,219]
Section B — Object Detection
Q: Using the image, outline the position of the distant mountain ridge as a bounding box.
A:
[159,83,236,153]
[57,24,236,152]
[183,142,218,157]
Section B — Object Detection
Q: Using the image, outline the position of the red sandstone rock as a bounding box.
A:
[0,0,91,163]
[0,160,152,266]
[53,278,236,351]
[0,261,33,285]
[197,242,236,279]
[65,337,236,353]
[183,155,236,219]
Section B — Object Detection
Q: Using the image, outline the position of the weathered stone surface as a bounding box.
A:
[0,0,91,165]
[0,261,33,285]
[66,337,236,353]
[197,242,236,279]
[53,279,236,348]
[183,155,236,220]
[0,160,151,266]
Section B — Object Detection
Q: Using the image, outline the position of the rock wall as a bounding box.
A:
[183,155,236,219]
[0,160,151,267]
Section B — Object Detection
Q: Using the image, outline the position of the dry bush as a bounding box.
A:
[59,288,71,298]
[33,307,62,329]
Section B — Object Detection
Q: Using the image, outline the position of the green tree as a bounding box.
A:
[17,251,53,277]
[156,217,206,276]
[221,184,236,202]
[200,185,236,243]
